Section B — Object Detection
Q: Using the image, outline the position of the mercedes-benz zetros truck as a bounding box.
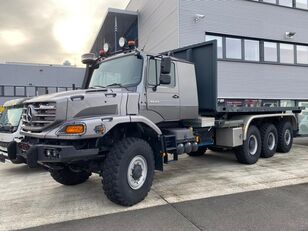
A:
[7,41,302,206]
[0,98,28,164]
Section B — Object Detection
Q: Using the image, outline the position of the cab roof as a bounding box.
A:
[3,98,30,108]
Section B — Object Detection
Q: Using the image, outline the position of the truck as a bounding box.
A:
[7,40,302,206]
[0,98,28,164]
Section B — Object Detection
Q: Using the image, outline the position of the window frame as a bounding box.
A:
[253,0,308,11]
[205,32,308,67]
[147,58,176,88]
[279,43,295,64]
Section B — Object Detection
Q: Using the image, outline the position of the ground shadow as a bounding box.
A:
[2,163,46,175]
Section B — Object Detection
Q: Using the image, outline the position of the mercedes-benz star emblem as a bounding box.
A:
[26,105,35,122]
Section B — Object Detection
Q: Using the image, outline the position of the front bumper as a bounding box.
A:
[0,151,8,163]
[8,142,100,168]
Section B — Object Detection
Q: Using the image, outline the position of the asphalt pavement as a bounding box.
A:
[0,139,307,231]
[20,183,308,231]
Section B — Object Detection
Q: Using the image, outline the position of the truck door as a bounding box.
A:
[146,58,180,121]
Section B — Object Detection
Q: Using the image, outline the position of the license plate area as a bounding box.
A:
[18,142,31,153]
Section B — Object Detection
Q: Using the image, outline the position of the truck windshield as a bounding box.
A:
[0,107,23,132]
[89,55,143,88]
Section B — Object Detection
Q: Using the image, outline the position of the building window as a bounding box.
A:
[4,86,14,97]
[262,0,277,4]
[15,87,26,97]
[296,0,308,9]
[280,43,295,64]
[226,38,242,59]
[206,33,308,66]
[279,0,293,7]
[244,40,260,61]
[264,42,278,62]
[254,0,308,10]
[297,45,308,64]
[205,35,223,58]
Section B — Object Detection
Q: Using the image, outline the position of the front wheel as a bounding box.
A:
[50,167,91,186]
[102,138,155,206]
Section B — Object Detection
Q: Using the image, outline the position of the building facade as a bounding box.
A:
[91,0,308,134]
[0,63,85,105]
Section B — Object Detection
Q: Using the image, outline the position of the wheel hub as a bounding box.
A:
[132,164,142,181]
[284,129,291,146]
[127,155,148,190]
[249,135,258,155]
[268,132,276,151]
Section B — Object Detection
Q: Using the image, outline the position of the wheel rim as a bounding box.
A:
[248,135,258,155]
[284,129,291,146]
[127,155,148,190]
[267,132,276,151]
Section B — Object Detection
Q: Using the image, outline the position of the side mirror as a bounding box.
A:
[161,56,171,74]
[159,74,171,85]
[81,53,97,65]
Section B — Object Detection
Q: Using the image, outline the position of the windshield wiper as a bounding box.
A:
[106,83,130,91]
[106,83,123,88]
[89,85,108,90]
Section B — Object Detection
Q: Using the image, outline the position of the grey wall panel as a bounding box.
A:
[179,0,308,47]
[217,61,308,99]
[126,0,179,53]
[0,64,85,87]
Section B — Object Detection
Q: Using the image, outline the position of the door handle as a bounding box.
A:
[173,95,179,99]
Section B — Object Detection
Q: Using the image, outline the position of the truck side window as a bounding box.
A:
[148,59,176,87]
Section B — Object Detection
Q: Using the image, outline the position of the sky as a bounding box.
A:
[0,0,129,66]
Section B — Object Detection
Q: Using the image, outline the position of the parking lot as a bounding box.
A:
[0,139,308,231]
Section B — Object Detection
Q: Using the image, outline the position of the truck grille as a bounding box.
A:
[22,102,56,133]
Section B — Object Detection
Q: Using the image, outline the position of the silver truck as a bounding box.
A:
[0,98,28,164]
[8,40,302,206]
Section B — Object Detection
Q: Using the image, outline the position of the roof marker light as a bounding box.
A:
[119,37,126,48]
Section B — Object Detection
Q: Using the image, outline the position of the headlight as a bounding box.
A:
[57,123,86,135]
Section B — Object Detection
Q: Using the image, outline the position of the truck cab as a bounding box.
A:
[0,98,28,164]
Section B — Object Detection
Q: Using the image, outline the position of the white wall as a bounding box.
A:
[179,0,308,47]
[126,0,179,53]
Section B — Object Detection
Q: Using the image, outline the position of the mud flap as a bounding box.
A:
[7,141,17,160]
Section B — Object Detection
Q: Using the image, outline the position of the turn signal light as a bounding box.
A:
[65,124,85,134]
[128,40,136,47]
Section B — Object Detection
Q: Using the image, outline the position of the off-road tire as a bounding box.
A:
[187,147,207,157]
[235,125,261,165]
[260,123,278,158]
[50,167,91,186]
[277,121,293,153]
[102,138,155,206]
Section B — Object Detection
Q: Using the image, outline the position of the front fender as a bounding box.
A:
[43,115,162,140]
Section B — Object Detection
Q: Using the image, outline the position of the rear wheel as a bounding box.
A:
[235,125,261,165]
[50,167,91,186]
[260,123,278,158]
[187,147,207,157]
[277,121,293,153]
[102,138,155,206]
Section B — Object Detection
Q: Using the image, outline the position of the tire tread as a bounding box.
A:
[102,137,154,206]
